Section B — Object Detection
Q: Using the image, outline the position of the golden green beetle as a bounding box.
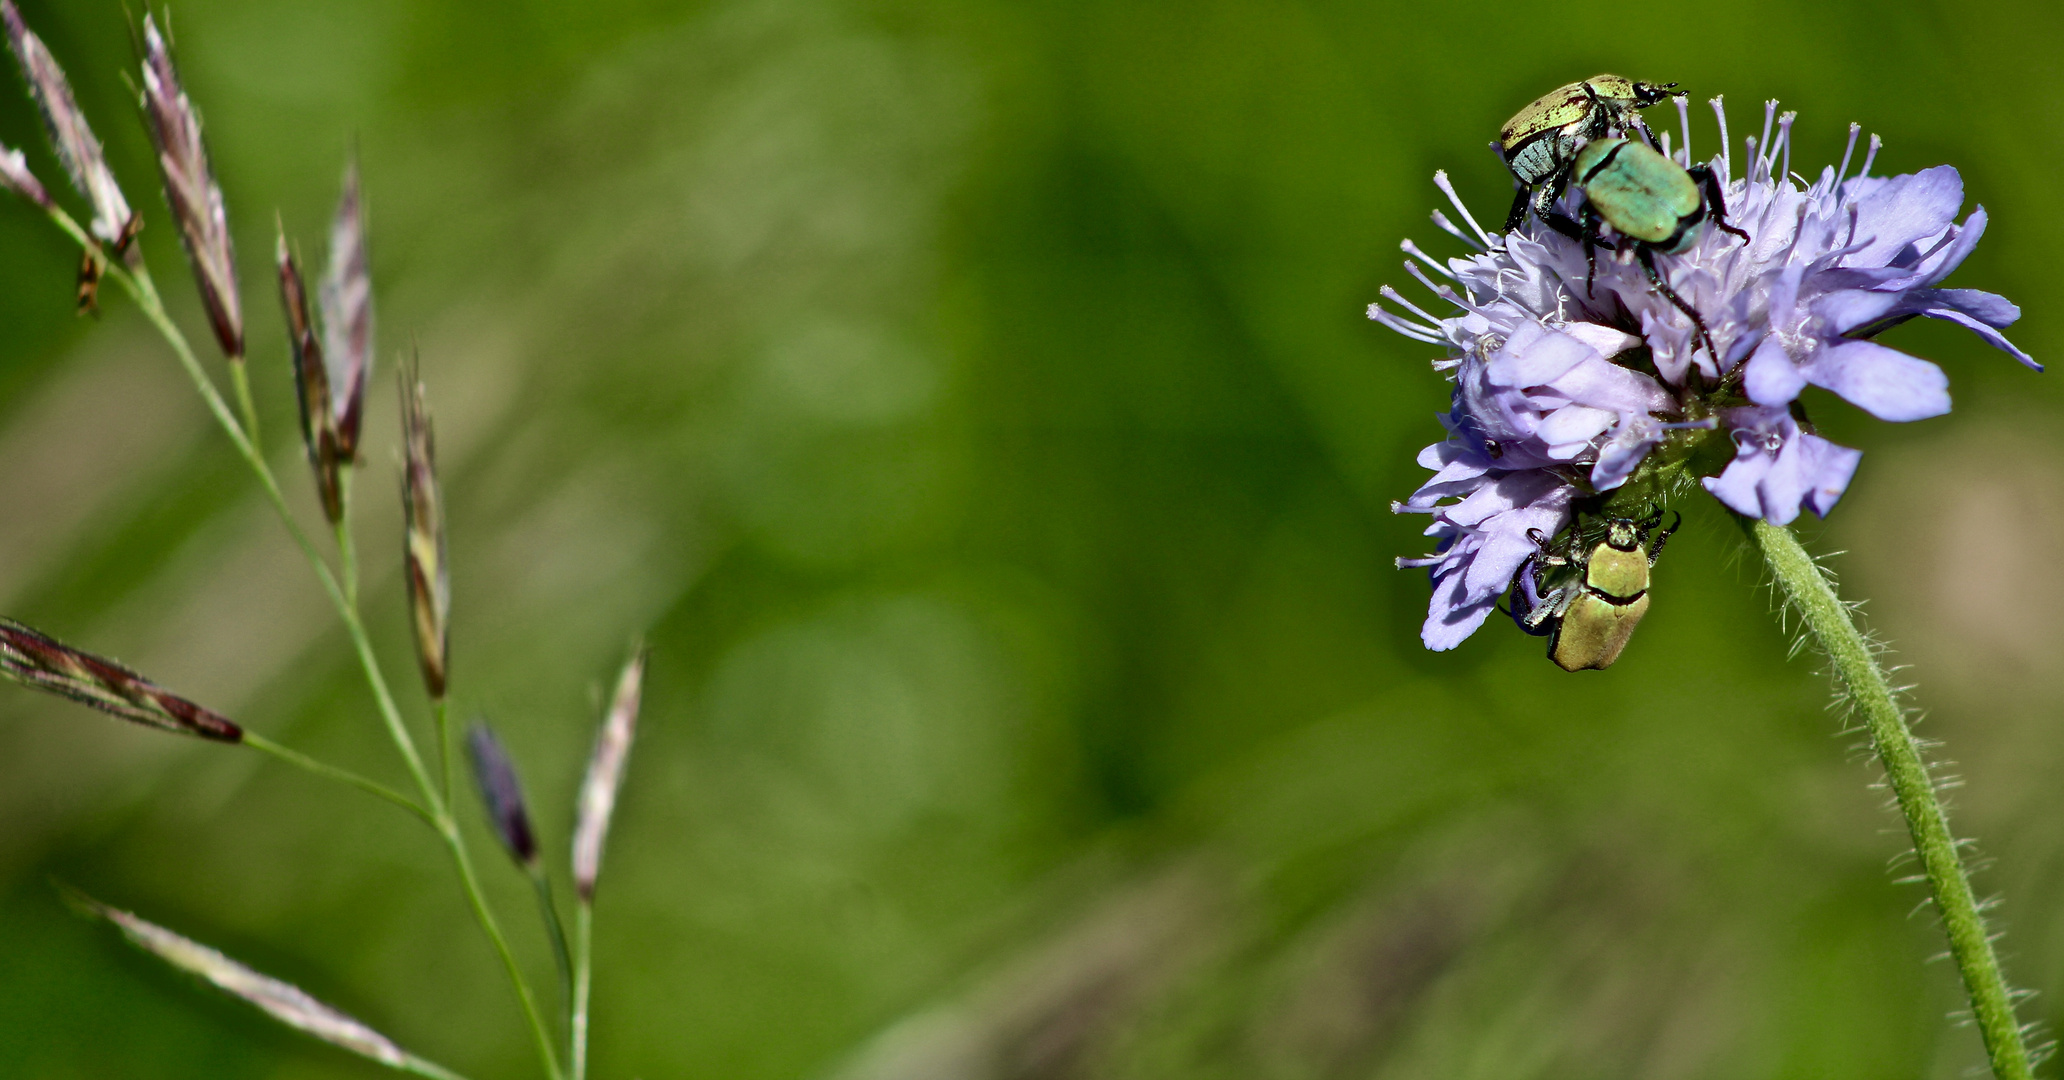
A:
[1498,74,1676,233]
[1512,510,1679,671]
[1543,137,1750,360]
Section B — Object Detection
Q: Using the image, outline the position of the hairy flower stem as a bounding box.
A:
[1752,519,2032,1079]
[39,204,563,1080]
[571,902,592,1080]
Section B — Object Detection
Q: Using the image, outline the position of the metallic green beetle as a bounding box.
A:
[1499,74,1676,233]
[1512,510,1679,671]
[1546,137,1750,359]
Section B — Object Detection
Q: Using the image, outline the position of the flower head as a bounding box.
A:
[1374,98,2034,651]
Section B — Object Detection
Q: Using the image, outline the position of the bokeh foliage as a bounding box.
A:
[0,0,2058,1077]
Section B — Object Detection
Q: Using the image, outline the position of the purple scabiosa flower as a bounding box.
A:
[1374,97,2034,651]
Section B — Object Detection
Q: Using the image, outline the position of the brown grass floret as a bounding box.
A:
[0,617,240,741]
[139,14,241,360]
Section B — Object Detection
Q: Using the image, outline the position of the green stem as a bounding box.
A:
[434,697,453,808]
[1751,519,2032,1079]
[572,902,592,1080]
[227,357,260,451]
[243,732,434,827]
[397,1055,473,1080]
[336,466,359,609]
[50,205,563,1080]
[448,829,565,1080]
[531,868,574,1043]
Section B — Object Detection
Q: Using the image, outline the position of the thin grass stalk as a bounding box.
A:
[532,869,574,1042]
[49,205,560,1080]
[1751,519,2033,1079]
[243,732,432,826]
[572,902,592,1080]
[337,465,359,608]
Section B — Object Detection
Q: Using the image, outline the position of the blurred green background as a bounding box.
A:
[0,0,2058,1076]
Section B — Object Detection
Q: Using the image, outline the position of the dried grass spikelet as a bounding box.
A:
[62,887,463,1080]
[320,160,372,458]
[277,227,343,522]
[467,721,537,867]
[400,353,449,699]
[139,14,241,359]
[1,0,133,247]
[0,617,240,741]
[572,647,645,902]
[0,141,51,209]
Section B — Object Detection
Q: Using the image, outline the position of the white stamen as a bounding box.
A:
[1380,284,1449,329]
[1403,260,1465,307]
[1366,301,1442,343]
[1428,209,1477,249]
[1673,95,1693,166]
[1778,112,1796,182]
[1709,97,1732,184]
[1836,122,1862,187]
[1860,133,1882,178]
[1433,171,1497,249]
[1659,131,1672,159]
[1758,100,1779,181]
[1400,239,1458,280]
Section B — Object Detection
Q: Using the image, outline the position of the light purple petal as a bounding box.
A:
[1796,434,1863,517]
[1920,304,2039,370]
[1804,340,1951,422]
[1744,336,1807,406]
[1703,453,1784,523]
[1847,166,1963,269]
[1488,323,1597,386]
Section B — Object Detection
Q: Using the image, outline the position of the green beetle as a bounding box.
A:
[1511,510,1679,671]
[1499,74,1676,233]
[1545,137,1750,359]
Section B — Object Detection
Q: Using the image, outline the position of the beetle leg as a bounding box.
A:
[1638,246,1718,362]
[1691,165,1751,243]
[1647,511,1684,565]
[1503,185,1532,234]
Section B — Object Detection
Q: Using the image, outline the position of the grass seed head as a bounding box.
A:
[573,646,646,902]
[468,721,538,867]
[276,226,343,522]
[61,888,461,1076]
[0,617,240,741]
[139,14,241,359]
[0,142,51,209]
[401,354,449,699]
[2,0,133,246]
[319,160,372,457]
